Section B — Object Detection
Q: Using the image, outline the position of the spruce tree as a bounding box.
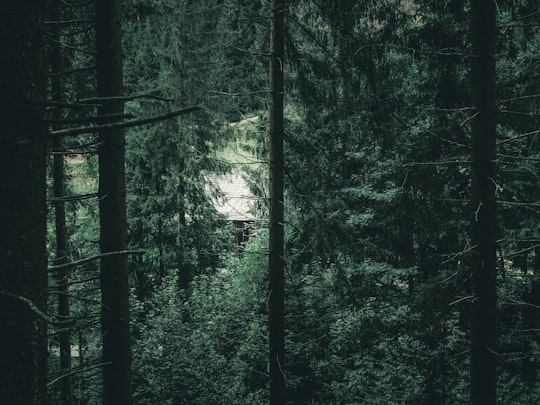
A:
[268,0,286,403]
[95,0,133,403]
[469,0,498,403]
[0,2,49,403]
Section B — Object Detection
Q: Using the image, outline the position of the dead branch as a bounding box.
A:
[78,93,175,103]
[48,249,146,272]
[54,275,100,288]
[0,290,74,326]
[24,99,102,109]
[49,141,101,155]
[47,66,95,78]
[44,113,135,125]
[47,362,111,388]
[45,19,93,25]
[49,106,201,137]
[49,193,99,203]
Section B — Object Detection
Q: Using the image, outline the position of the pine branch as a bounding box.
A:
[49,193,99,203]
[49,106,201,137]
[26,99,102,108]
[44,113,135,125]
[47,66,95,78]
[78,93,175,103]
[0,290,74,326]
[48,249,146,272]
[49,141,101,154]
[499,129,540,145]
[45,19,93,25]
[47,362,112,388]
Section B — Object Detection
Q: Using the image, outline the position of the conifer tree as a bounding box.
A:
[268,0,286,403]
[95,0,133,403]
[0,2,48,403]
[49,1,73,403]
[469,0,497,403]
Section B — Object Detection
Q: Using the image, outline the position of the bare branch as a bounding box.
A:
[498,129,540,145]
[23,99,102,109]
[0,290,73,326]
[49,106,201,137]
[48,193,99,203]
[49,141,101,155]
[48,249,146,272]
[44,19,93,25]
[403,159,471,167]
[44,113,135,125]
[47,362,111,388]
[47,66,95,78]
[78,93,175,103]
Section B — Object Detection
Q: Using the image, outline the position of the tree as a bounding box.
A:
[268,0,286,403]
[49,1,73,403]
[469,0,498,403]
[0,2,48,404]
[95,0,133,403]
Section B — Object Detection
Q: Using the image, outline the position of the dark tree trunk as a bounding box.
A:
[469,0,498,403]
[0,2,48,404]
[177,165,191,291]
[95,0,133,403]
[50,1,73,403]
[268,0,286,404]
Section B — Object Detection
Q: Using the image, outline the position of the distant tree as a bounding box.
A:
[469,0,498,403]
[122,0,234,297]
[95,0,133,403]
[0,2,49,404]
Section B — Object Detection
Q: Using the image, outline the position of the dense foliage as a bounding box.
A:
[40,0,540,404]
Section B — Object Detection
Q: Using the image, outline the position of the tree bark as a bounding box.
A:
[50,1,73,403]
[95,0,133,403]
[469,0,498,403]
[268,0,286,404]
[0,2,48,404]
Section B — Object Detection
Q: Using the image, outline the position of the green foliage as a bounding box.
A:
[44,0,540,403]
[132,234,269,404]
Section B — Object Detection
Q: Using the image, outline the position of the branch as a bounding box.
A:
[0,290,73,326]
[49,106,201,137]
[47,362,111,388]
[47,66,95,78]
[77,93,175,103]
[48,249,146,272]
[44,19,93,25]
[54,275,100,288]
[24,99,102,109]
[44,113,135,125]
[403,159,471,167]
[48,193,99,203]
[49,141,101,155]
[499,94,540,104]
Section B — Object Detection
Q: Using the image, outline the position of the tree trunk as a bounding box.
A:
[268,0,286,404]
[0,2,48,404]
[50,1,73,403]
[95,0,133,403]
[469,0,498,403]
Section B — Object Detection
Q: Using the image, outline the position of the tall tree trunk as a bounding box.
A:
[268,0,286,403]
[95,0,133,403]
[469,0,497,403]
[0,2,48,404]
[50,1,73,403]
